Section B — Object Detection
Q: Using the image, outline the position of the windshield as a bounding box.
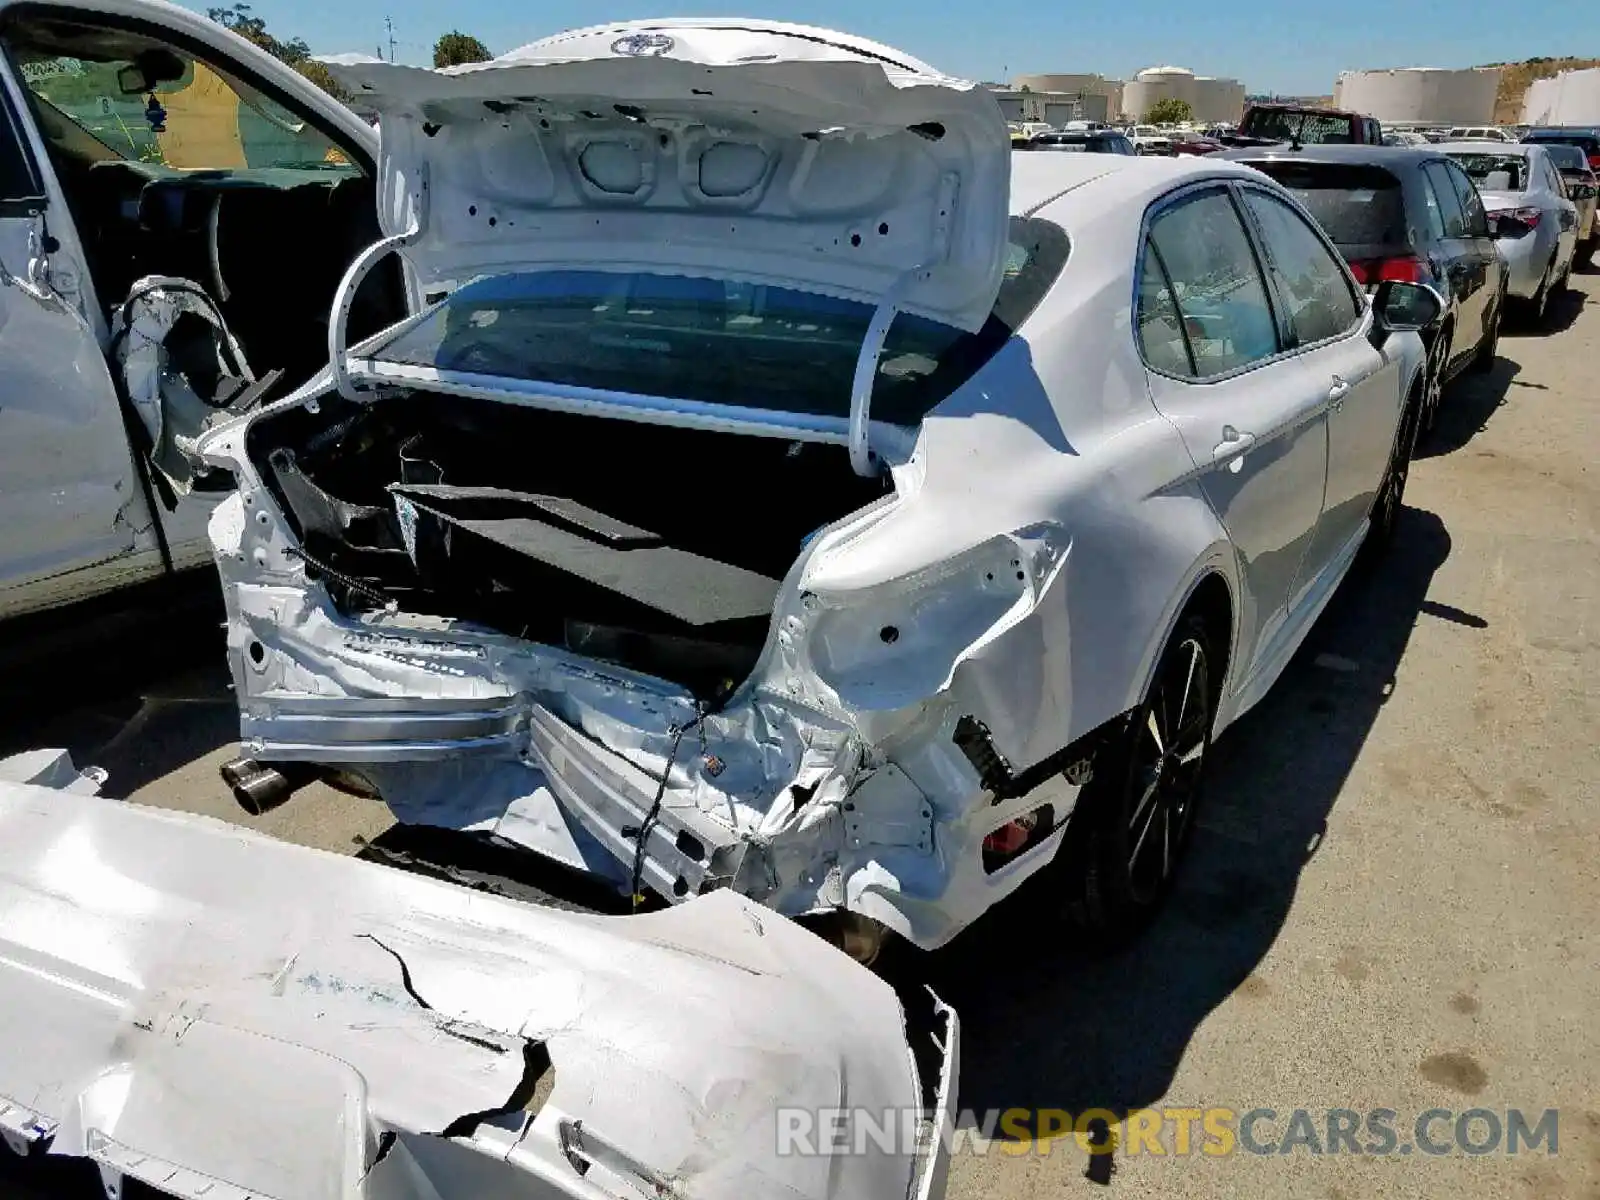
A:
[18,52,354,171]
[1241,109,1356,144]
[1448,153,1528,192]
[371,218,1070,426]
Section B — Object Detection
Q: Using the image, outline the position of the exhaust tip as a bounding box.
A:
[220,756,300,816]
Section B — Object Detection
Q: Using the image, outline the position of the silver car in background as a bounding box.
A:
[1439,142,1579,323]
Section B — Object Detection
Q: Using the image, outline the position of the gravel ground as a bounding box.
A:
[1,273,1595,1200]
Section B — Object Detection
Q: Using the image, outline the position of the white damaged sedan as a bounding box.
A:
[181,21,1439,953]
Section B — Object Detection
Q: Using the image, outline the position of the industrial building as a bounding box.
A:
[992,73,1124,125]
[1332,67,1500,126]
[1120,66,1246,123]
[1523,67,1600,125]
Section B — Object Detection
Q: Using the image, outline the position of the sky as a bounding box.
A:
[186,0,1598,97]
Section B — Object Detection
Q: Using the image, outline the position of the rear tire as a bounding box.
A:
[1419,327,1448,436]
[1520,259,1555,329]
[1469,289,1502,375]
[1361,378,1422,565]
[1058,614,1217,946]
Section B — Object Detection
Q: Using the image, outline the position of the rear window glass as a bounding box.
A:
[1448,153,1528,192]
[1243,162,1406,244]
[1543,144,1589,172]
[372,217,1070,425]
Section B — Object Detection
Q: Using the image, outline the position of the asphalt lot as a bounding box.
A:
[2,273,1596,1199]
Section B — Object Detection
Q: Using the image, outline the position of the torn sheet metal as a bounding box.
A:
[0,772,954,1199]
[109,275,260,496]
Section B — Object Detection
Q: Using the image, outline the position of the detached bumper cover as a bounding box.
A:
[0,769,955,1200]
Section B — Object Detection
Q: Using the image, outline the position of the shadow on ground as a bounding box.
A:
[0,574,236,797]
[1415,352,1519,460]
[889,504,1459,1127]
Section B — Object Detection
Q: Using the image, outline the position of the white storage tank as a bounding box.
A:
[1332,67,1501,126]
[1122,66,1244,122]
[1193,76,1246,123]
[1522,67,1600,125]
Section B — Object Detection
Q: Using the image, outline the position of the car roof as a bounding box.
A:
[1009,151,1264,218]
[1218,145,1441,168]
[1433,141,1534,156]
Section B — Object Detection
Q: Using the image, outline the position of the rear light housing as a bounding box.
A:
[1588,152,1600,171]
[1491,206,1542,232]
[1346,254,1425,286]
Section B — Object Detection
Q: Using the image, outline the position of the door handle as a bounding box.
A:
[1212,425,1257,472]
[1327,375,1350,410]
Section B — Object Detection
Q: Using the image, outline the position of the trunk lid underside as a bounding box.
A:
[323,21,1011,333]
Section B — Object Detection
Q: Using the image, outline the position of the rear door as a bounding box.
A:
[1236,182,1395,587]
[1423,160,1486,369]
[0,59,144,612]
[1439,159,1499,362]
[1137,183,1329,670]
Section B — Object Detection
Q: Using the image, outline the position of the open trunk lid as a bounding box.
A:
[323,20,1011,333]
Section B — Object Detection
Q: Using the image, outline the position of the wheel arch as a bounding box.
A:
[1132,553,1239,728]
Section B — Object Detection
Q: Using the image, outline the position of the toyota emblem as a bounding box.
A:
[612,33,674,57]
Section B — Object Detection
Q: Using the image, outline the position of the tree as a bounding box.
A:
[294,59,350,102]
[1144,97,1193,124]
[207,4,310,64]
[434,31,491,68]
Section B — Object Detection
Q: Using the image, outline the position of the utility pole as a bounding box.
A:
[384,16,397,63]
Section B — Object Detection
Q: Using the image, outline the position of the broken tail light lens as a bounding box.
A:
[1491,206,1542,231]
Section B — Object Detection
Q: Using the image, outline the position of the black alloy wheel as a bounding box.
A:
[1124,629,1212,905]
[1058,613,1218,942]
[1363,380,1422,562]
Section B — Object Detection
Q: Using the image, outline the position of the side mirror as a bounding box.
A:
[1373,280,1444,333]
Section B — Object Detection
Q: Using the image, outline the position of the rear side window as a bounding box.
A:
[1139,188,1280,379]
[1424,162,1467,236]
[1239,188,1361,346]
[1416,169,1448,240]
[1242,161,1406,246]
[0,80,42,207]
[1443,161,1491,236]
[373,216,1070,425]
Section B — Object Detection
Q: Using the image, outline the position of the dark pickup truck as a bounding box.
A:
[1220,103,1384,149]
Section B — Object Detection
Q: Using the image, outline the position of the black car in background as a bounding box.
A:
[1224,145,1505,435]
[1024,130,1135,154]
[1539,143,1599,264]
[1521,126,1600,171]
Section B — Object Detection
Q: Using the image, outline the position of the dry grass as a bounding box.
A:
[1482,57,1600,124]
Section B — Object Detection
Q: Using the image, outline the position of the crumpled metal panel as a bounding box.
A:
[0,776,950,1199]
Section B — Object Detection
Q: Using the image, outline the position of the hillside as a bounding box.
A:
[1480,56,1600,124]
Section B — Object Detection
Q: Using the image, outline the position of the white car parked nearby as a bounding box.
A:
[1127,124,1173,154]
[0,0,392,621]
[1439,141,1580,323]
[173,21,1440,955]
[0,749,956,1199]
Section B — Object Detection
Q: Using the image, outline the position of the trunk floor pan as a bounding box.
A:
[390,484,780,627]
